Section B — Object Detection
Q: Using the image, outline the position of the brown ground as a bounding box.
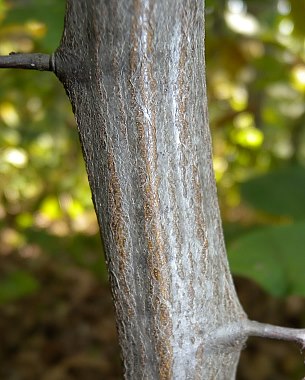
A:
[0,251,304,380]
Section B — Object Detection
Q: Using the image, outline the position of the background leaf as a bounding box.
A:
[0,270,39,304]
[240,165,305,219]
[228,222,305,296]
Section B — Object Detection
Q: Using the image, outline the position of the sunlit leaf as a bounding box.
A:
[230,127,264,149]
[25,20,47,38]
[40,196,62,220]
[225,11,260,36]
[16,213,34,229]
[291,64,305,92]
[229,86,248,111]
[67,198,84,219]
[0,101,20,127]
[278,18,294,36]
[2,147,28,168]
[233,112,254,128]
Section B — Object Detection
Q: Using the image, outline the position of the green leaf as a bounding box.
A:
[0,270,40,304]
[240,166,305,219]
[228,222,305,297]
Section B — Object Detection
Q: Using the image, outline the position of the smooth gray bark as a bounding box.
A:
[2,0,305,379]
[53,1,247,378]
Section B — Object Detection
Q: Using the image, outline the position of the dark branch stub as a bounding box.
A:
[0,52,53,71]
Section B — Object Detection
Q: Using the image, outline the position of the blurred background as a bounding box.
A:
[0,0,305,379]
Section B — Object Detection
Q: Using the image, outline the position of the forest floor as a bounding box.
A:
[0,247,305,380]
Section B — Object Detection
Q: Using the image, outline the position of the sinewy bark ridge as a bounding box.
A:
[54,1,247,378]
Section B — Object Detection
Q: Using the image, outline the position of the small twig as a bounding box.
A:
[245,320,305,347]
[0,52,54,72]
[208,319,305,353]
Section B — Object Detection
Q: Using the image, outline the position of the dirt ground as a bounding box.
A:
[0,250,304,380]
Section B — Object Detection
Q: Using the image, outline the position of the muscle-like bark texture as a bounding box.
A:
[54,1,247,378]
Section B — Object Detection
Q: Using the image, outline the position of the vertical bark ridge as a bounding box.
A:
[129,2,173,378]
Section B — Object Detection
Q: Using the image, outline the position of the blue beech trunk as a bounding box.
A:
[54,1,247,378]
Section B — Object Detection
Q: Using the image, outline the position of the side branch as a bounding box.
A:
[208,319,305,353]
[0,52,54,71]
[245,320,305,347]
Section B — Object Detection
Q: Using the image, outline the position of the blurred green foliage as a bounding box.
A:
[0,0,104,303]
[229,221,305,296]
[206,0,305,296]
[0,0,305,301]
[0,269,39,304]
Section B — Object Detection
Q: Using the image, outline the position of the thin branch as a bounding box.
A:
[245,320,305,347]
[208,319,305,354]
[0,52,54,72]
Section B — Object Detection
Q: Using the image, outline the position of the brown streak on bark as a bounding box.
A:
[130,1,173,378]
[107,152,133,312]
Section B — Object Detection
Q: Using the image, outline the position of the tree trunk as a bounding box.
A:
[2,0,305,378]
[53,0,246,378]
